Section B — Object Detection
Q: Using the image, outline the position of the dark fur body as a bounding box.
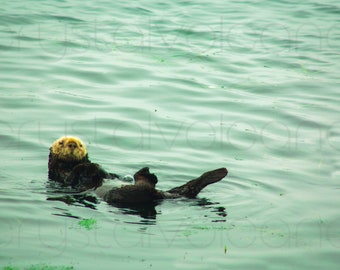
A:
[104,184,165,205]
[102,167,228,205]
[48,151,117,190]
[48,151,90,183]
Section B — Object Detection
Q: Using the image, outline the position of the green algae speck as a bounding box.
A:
[78,218,97,230]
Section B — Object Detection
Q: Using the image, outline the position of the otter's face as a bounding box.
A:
[50,136,87,161]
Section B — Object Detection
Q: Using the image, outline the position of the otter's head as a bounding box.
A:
[50,136,87,161]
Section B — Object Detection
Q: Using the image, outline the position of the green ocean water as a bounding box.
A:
[1,0,339,269]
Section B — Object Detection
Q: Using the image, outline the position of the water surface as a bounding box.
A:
[1,0,339,269]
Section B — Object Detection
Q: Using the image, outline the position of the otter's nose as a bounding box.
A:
[68,142,77,151]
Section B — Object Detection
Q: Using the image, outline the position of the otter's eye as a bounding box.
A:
[79,144,83,147]
[59,141,64,146]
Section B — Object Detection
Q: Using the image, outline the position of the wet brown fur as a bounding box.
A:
[103,167,228,205]
[48,136,114,189]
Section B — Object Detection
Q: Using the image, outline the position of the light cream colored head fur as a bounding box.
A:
[50,136,87,161]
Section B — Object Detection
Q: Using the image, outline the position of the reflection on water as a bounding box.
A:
[47,194,99,210]
[51,206,82,220]
[113,202,160,221]
[46,180,100,210]
[192,198,228,222]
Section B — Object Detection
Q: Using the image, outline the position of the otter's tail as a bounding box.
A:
[167,168,228,198]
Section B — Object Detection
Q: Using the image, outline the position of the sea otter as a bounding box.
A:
[48,136,228,204]
[48,136,118,189]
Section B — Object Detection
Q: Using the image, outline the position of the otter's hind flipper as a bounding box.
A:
[167,168,228,198]
[134,167,158,186]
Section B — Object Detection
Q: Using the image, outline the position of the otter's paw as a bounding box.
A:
[65,163,106,190]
